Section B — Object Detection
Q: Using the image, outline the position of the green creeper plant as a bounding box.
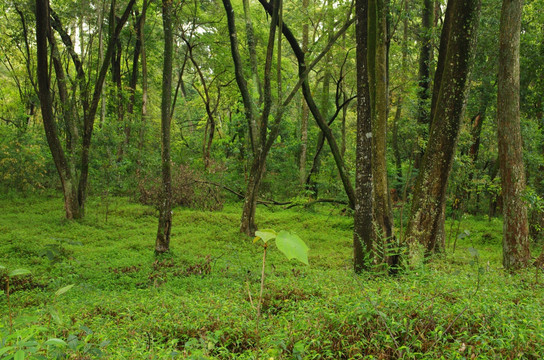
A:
[252,230,309,335]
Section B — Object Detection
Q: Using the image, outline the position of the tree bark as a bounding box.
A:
[414,0,434,169]
[406,0,481,255]
[354,0,374,272]
[368,0,394,257]
[497,0,530,269]
[299,0,309,185]
[155,0,174,254]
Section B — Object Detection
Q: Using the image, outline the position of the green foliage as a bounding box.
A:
[1,196,543,358]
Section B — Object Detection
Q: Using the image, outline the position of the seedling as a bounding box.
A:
[1,265,31,333]
[252,230,309,335]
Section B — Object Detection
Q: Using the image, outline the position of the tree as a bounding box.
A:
[497,0,530,269]
[414,0,435,169]
[406,0,481,254]
[257,0,357,210]
[155,0,174,254]
[354,0,374,272]
[368,0,394,260]
[35,0,135,219]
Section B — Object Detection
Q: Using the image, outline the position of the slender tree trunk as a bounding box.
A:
[354,0,374,272]
[138,1,149,158]
[392,0,409,190]
[406,0,481,255]
[98,0,106,127]
[155,0,174,254]
[257,0,356,208]
[414,0,434,169]
[497,0,530,269]
[240,154,267,235]
[299,0,309,185]
[76,0,136,217]
[120,5,147,160]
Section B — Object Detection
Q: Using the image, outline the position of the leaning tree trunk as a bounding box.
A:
[497,0,530,269]
[36,0,81,219]
[406,0,481,255]
[155,0,174,254]
[354,0,374,272]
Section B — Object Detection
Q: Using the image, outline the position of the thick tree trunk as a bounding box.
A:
[354,0,374,272]
[497,0,530,269]
[368,0,394,257]
[155,0,174,254]
[406,0,481,255]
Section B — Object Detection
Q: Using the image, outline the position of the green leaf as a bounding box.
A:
[9,269,31,277]
[0,346,14,357]
[55,284,75,297]
[275,231,309,265]
[14,349,25,360]
[44,338,68,347]
[254,230,277,244]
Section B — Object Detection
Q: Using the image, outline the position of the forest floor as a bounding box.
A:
[1,194,543,359]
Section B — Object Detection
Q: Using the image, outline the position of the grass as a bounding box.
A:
[1,194,543,359]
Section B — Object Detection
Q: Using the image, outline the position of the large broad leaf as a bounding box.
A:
[9,268,31,277]
[275,231,309,265]
[14,350,25,360]
[254,229,277,244]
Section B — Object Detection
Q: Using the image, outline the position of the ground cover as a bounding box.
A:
[1,195,543,359]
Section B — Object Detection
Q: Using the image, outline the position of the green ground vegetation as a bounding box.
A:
[1,195,543,359]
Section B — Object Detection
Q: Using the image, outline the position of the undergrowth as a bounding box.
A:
[0,195,543,359]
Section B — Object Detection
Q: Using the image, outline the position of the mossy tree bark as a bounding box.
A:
[368,0,394,261]
[155,0,174,254]
[354,0,374,272]
[406,0,481,255]
[497,0,530,269]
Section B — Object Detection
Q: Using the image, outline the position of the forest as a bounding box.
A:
[0,0,543,358]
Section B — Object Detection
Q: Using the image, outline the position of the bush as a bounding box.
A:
[137,163,224,211]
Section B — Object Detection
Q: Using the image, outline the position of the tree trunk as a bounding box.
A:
[406,0,481,255]
[414,0,434,169]
[299,0,309,185]
[155,0,174,254]
[36,0,81,219]
[120,5,147,160]
[368,0,394,257]
[354,0,374,272]
[497,0,530,269]
[138,1,149,159]
[240,154,266,235]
